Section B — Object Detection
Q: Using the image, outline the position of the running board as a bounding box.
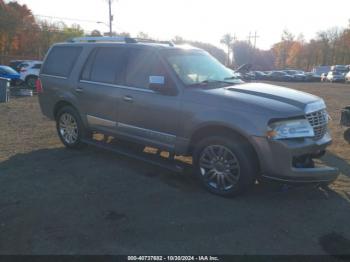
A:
[82,138,187,173]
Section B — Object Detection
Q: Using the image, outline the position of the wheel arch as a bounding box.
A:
[188,124,261,171]
[53,100,76,119]
[25,74,38,82]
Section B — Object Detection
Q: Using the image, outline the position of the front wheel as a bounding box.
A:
[193,136,258,197]
[56,106,89,149]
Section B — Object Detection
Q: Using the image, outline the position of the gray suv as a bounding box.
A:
[38,37,339,196]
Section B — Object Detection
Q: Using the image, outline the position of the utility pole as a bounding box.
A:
[247,31,259,48]
[247,32,252,45]
[252,31,260,49]
[108,0,113,36]
[247,31,260,65]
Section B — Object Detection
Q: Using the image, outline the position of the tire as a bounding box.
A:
[25,75,38,90]
[193,135,258,197]
[344,128,350,144]
[56,106,90,149]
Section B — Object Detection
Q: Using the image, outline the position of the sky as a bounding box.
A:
[16,0,350,50]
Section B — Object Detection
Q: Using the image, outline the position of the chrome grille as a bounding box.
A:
[305,109,328,140]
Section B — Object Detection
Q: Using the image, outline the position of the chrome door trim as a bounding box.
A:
[40,74,68,79]
[79,80,155,93]
[117,122,176,144]
[87,115,116,128]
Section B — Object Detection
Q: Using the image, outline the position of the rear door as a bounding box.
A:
[117,48,181,150]
[77,47,127,134]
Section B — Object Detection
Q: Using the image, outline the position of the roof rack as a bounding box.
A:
[134,38,175,47]
[67,36,137,43]
[66,36,175,46]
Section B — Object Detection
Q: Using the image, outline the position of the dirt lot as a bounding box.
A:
[0,82,350,256]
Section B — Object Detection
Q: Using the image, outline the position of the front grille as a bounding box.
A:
[305,109,328,140]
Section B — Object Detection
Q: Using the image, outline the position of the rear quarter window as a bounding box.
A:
[42,46,82,77]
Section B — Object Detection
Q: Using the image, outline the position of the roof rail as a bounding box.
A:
[67,36,137,43]
[66,36,175,47]
[134,38,175,47]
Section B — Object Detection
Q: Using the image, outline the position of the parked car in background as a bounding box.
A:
[345,71,350,83]
[19,61,42,89]
[253,71,268,80]
[267,71,294,82]
[321,73,328,82]
[331,65,349,74]
[283,70,306,81]
[311,66,331,81]
[304,72,315,82]
[326,71,345,83]
[9,60,28,72]
[242,71,256,81]
[0,65,21,86]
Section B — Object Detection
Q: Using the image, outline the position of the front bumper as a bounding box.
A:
[252,133,339,183]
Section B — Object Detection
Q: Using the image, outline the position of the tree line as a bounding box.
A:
[0,1,226,65]
[221,22,350,71]
[0,0,86,63]
[1,0,349,71]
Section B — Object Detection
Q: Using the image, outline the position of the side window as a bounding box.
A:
[125,49,166,89]
[89,47,127,84]
[32,64,42,69]
[42,46,82,77]
[20,63,29,68]
[81,49,97,81]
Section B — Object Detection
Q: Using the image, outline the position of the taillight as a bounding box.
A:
[36,79,43,93]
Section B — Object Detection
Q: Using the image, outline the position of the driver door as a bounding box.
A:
[116,49,181,150]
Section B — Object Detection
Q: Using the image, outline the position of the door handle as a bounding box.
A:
[75,87,84,93]
[123,95,133,103]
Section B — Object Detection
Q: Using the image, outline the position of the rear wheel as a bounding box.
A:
[193,135,258,197]
[56,106,90,149]
[25,75,37,90]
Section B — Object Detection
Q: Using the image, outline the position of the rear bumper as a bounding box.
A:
[252,133,339,183]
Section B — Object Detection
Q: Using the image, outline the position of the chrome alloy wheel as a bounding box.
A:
[199,145,240,191]
[58,113,79,144]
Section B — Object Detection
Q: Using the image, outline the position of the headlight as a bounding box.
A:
[267,119,314,139]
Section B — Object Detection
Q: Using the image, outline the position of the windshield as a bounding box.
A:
[165,51,243,86]
[0,66,17,74]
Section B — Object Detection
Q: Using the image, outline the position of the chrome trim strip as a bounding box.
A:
[40,74,68,79]
[117,122,176,144]
[79,80,154,93]
[118,122,176,138]
[87,115,116,128]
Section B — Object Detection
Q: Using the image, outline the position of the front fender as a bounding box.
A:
[184,109,268,140]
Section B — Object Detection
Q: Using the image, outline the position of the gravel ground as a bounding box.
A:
[0,82,349,256]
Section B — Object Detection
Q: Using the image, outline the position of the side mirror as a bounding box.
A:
[149,76,176,95]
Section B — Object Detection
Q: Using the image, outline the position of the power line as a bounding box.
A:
[34,13,126,33]
[34,14,101,24]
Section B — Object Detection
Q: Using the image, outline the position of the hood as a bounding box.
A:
[191,83,322,118]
